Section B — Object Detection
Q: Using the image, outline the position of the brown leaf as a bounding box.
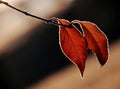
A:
[58,19,88,77]
[73,21,109,66]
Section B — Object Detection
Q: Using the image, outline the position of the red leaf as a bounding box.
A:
[73,21,109,66]
[58,19,88,77]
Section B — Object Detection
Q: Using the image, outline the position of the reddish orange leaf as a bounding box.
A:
[58,19,88,77]
[73,21,109,66]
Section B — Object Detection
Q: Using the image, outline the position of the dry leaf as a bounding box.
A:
[58,19,88,77]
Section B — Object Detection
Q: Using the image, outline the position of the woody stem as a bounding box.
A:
[0,0,71,27]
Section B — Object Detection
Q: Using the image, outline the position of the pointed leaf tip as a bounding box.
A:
[58,19,88,77]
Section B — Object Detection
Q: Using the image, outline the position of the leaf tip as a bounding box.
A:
[77,64,85,79]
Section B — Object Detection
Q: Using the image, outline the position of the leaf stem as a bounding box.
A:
[0,0,71,27]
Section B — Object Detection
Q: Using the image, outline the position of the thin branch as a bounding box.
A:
[0,0,72,27]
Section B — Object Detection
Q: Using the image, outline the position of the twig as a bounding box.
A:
[0,0,72,27]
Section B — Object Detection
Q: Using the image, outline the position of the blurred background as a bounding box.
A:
[0,0,119,89]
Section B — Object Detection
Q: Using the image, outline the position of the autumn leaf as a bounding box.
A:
[57,19,109,77]
[58,19,88,77]
[72,20,109,66]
